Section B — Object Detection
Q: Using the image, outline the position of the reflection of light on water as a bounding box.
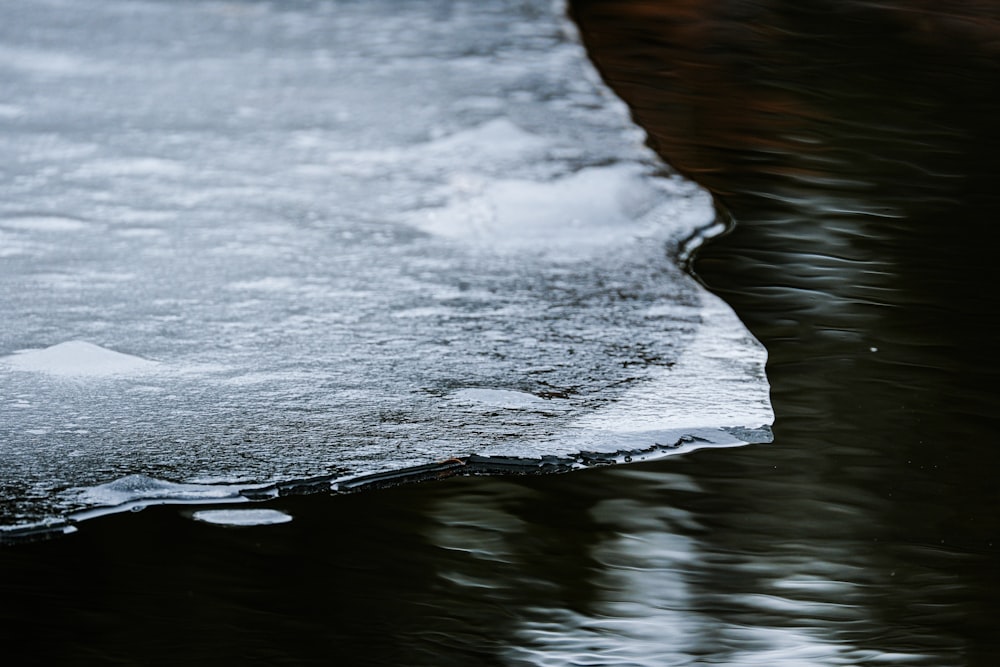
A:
[507,503,860,665]
[423,466,945,666]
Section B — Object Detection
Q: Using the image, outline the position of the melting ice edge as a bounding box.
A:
[0,425,772,544]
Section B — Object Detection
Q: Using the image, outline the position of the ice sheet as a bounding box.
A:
[0,0,771,531]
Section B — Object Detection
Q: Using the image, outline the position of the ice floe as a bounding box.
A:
[190,509,293,526]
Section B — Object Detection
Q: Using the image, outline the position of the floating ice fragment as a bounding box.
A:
[190,509,293,526]
[2,341,159,378]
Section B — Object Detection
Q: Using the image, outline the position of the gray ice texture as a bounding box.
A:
[0,0,771,529]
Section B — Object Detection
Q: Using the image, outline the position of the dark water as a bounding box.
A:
[9,456,994,667]
[569,0,1000,663]
[4,1,1000,665]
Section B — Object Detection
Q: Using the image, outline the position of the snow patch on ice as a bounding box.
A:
[423,118,550,159]
[0,215,91,232]
[0,45,104,76]
[2,341,160,378]
[331,118,550,167]
[115,227,168,238]
[0,104,24,118]
[76,157,186,178]
[0,236,42,257]
[408,164,664,251]
[76,474,243,508]
[227,277,299,291]
[392,306,455,319]
[32,271,137,288]
[641,303,701,319]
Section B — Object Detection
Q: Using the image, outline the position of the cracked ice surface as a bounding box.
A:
[0,0,771,527]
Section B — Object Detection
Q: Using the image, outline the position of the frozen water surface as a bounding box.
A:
[0,0,771,531]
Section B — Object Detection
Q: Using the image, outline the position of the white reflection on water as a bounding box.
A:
[423,465,947,666]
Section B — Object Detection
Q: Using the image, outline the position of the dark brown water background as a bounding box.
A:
[3,2,1000,664]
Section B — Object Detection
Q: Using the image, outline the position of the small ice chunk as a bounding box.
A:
[191,509,293,526]
[2,341,159,378]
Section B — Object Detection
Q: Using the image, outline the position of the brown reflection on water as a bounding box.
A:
[569,0,1000,662]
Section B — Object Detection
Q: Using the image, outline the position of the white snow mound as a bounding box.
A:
[3,340,159,377]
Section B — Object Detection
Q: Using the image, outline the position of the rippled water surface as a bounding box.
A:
[4,0,1000,665]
